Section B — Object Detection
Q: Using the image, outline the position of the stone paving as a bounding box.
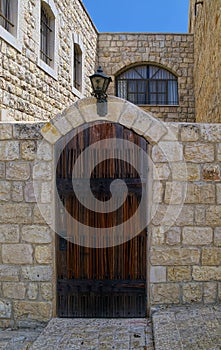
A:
[0,328,43,350]
[153,305,221,350]
[0,305,221,349]
[29,318,154,350]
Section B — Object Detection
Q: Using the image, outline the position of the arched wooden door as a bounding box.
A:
[55,122,148,317]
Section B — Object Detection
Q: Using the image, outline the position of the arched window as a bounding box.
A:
[73,43,82,91]
[72,32,84,97]
[0,0,23,52]
[38,0,58,79]
[0,0,15,33]
[116,65,178,105]
[40,1,55,67]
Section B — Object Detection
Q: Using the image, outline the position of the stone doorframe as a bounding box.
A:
[38,96,172,316]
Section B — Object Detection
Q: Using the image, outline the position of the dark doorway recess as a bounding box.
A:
[55,122,148,317]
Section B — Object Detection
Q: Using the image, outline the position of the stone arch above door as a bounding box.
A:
[40,96,168,145]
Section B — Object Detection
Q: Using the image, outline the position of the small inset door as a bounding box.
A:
[56,122,148,317]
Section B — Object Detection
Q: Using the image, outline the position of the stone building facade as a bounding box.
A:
[98,33,194,122]
[0,0,98,122]
[1,1,221,123]
[189,0,221,123]
[0,1,195,123]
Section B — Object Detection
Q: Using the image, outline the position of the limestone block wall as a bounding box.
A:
[0,97,220,326]
[98,33,195,122]
[149,122,221,306]
[0,123,55,328]
[0,0,98,122]
[189,0,221,123]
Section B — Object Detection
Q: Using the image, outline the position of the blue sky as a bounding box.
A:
[82,0,189,33]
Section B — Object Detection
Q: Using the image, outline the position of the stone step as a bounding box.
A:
[29,318,154,350]
[152,305,221,350]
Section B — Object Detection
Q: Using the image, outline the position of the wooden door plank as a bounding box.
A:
[56,122,147,317]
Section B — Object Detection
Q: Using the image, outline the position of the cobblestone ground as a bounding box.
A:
[153,305,221,350]
[1,305,221,350]
[29,318,154,350]
[0,328,43,350]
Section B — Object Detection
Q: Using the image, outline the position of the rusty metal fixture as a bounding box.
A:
[195,1,204,16]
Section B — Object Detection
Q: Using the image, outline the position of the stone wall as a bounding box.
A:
[0,0,98,122]
[150,121,221,306]
[189,0,221,123]
[98,33,195,122]
[0,122,54,327]
[0,97,220,326]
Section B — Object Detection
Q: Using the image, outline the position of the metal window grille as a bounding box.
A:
[74,44,82,90]
[40,5,53,65]
[0,0,14,31]
[116,65,178,105]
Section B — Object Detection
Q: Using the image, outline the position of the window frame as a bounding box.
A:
[40,4,53,66]
[0,0,23,52]
[116,65,179,106]
[0,0,14,32]
[71,32,84,98]
[37,0,58,80]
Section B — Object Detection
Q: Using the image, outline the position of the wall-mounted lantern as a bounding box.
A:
[89,67,112,116]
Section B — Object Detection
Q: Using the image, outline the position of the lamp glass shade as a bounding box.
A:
[103,78,111,93]
[89,67,112,96]
[91,76,106,94]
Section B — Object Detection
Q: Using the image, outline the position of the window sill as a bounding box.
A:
[72,87,84,99]
[0,26,22,52]
[37,58,58,80]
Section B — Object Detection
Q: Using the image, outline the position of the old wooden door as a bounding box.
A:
[56,122,148,317]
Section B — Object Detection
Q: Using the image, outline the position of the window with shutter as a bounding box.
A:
[116,65,178,106]
[40,2,54,67]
